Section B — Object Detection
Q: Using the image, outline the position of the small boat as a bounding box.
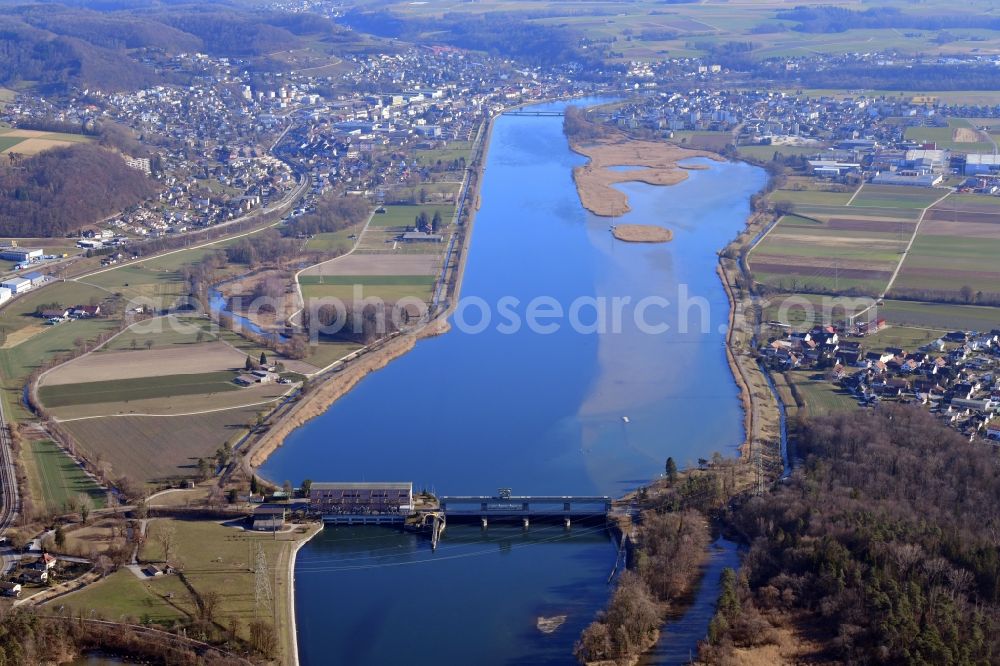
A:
[621,416,630,424]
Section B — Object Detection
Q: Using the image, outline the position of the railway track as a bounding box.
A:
[0,396,21,572]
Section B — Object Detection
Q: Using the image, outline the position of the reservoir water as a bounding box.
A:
[261,101,766,664]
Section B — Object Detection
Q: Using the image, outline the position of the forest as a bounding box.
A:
[283,194,370,237]
[777,6,1000,33]
[341,10,610,73]
[0,3,344,92]
[702,406,1000,664]
[0,143,155,237]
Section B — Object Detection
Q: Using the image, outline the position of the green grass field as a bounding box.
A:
[770,189,855,206]
[785,370,857,415]
[849,184,947,210]
[904,118,994,152]
[737,145,826,161]
[25,439,105,512]
[102,316,220,351]
[863,325,949,351]
[371,204,455,229]
[61,518,313,660]
[39,371,240,408]
[0,136,23,152]
[0,318,119,384]
[301,281,434,304]
[59,568,191,625]
[412,141,472,164]
[892,234,1000,294]
[878,300,1000,331]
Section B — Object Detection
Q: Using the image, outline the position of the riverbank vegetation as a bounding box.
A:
[574,455,753,665]
[702,406,1000,663]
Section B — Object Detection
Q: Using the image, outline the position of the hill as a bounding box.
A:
[0,143,156,236]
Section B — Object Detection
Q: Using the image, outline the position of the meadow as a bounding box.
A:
[24,438,106,513]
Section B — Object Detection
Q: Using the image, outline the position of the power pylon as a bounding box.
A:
[254,543,272,618]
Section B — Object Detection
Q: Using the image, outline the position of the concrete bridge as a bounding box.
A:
[502,110,564,117]
[439,488,611,529]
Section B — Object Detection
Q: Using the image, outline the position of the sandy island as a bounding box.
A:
[612,224,672,243]
[569,135,722,217]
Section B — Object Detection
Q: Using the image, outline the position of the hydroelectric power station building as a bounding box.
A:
[309,482,413,524]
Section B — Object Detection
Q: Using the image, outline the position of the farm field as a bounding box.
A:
[903,118,994,153]
[48,382,288,420]
[62,404,264,482]
[0,127,91,155]
[23,438,106,513]
[300,274,436,304]
[0,281,108,340]
[737,144,826,161]
[878,300,1000,331]
[303,223,364,254]
[43,343,246,385]
[848,184,947,210]
[891,210,1000,297]
[301,253,441,278]
[369,203,455,229]
[38,371,241,408]
[770,188,855,207]
[102,316,222,351]
[749,211,908,295]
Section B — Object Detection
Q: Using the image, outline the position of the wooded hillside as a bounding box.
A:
[0,143,156,237]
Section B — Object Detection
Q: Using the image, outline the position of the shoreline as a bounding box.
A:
[286,523,323,666]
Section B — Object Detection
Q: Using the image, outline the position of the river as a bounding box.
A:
[261,101,766,665]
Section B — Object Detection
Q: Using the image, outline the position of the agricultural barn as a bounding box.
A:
[310,482,413,516]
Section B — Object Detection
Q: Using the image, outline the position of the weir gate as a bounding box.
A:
[439,488,612,528]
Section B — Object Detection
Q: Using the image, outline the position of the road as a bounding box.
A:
[0,388,21,573]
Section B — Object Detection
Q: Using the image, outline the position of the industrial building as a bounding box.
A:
[0,248,43,263]
[310,482,413,522]
[964,154,1000,176]
[0,277,31,295]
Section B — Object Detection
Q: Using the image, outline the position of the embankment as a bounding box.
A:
[717,209,784,466]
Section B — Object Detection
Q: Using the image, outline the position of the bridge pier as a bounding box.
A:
[564,517,571,529]
[522,517,529,530]
[481,516,488,529]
